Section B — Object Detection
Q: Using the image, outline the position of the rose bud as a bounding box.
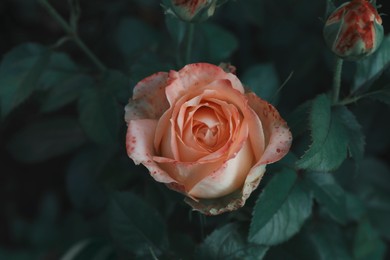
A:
[323,0,384,61]
[166,0,218,22]
[125,63,292,215]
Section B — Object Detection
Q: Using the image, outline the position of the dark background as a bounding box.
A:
[1,0,389,258]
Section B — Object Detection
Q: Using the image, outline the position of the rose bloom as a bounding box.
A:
[323,0,383,60]
[125,63,292,215]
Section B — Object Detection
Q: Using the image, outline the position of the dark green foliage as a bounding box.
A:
[0,0,389,259]
[197,223,268,260]
[249,169,312,246]
[108,192,168,257]
[297,95,365,171]
[0,43,50,117]
[7,117,86,163]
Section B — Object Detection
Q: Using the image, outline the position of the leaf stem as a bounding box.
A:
[337,96,363,106]
[337,90,383,106]
[332,57,344,104]
[38,0,107,72]
[185,23,195,64]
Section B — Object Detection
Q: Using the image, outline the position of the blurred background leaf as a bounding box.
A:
[0,43,50,117]
[6,117,86,163]
[108,192,168,258]
[197,223,269,260]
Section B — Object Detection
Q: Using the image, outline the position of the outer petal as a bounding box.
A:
[246,92,292,165]
[126,119,176,183]
[124,72,170,122]
[165,63,245,106]
[185,164,266,215]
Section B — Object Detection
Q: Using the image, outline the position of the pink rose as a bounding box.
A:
[125,63,292,215]
[323,0,383,60]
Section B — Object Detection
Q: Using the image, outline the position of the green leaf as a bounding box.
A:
[249,169,312,246]
[108,192,167,256]
[297,95,364,171]
[0,43,50,117]
[78,86,120,144]
[249,180,312,246]
[304,172,347,224]
[353,219,386,260]
[249,169,297,240]
[7,117,86,163]
[296,94,345,171]
[197,223,268,260]
[41,74,93,113]
[198,23,238,63]
[29,192,60,248]
[286,100,311,138]
[38,52,79,91]
[308,222,353,260]
[337,106,365,162]
[344,192,365,221]
[242,63,280,104]
[265,228,320,260]
[353,34,390,92]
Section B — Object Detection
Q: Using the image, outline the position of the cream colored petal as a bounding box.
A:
[165,63,245,105]
[188,140,254,199]
[126,119,176,183]
[124,72,169,122]
[246,92,292,165]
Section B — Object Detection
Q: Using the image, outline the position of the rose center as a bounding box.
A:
[190,105,224,150]
[195,124,218,147]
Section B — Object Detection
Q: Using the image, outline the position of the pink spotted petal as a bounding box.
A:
[125,72,170,122]
[126,119,176,183]
[165,63,245,106]
[246,93,292,165]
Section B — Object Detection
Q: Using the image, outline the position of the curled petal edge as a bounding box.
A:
[184,164,266,215]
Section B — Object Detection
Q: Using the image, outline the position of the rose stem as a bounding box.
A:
[185,23,195,64]
[332,57,344,104]
[38,0,107,72]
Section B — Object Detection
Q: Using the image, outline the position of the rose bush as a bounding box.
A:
[125,63,292,215]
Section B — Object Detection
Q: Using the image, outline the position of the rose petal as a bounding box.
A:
[185,164,266,215]
[126,119,176,183]
[246,93,292,165]
[154,157,225,191]
[124,72,169,122]
[188,140,254,199]
[165,63,245,106]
